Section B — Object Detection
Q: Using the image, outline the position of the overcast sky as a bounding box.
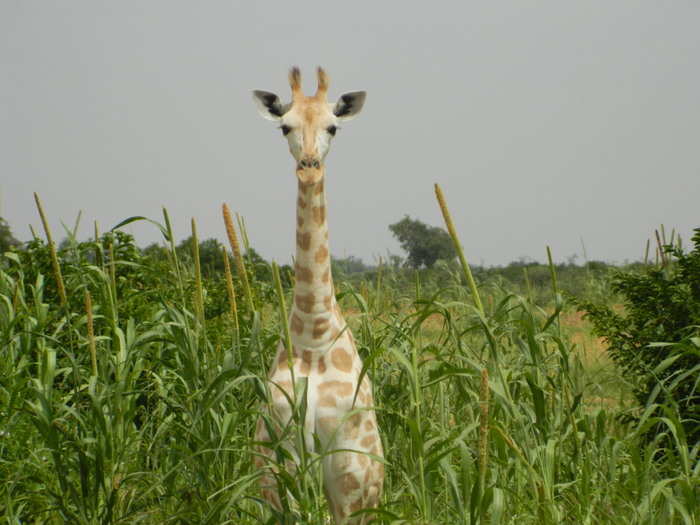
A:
[2,1,698,266]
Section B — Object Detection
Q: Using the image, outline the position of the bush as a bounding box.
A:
[579,229,700,445]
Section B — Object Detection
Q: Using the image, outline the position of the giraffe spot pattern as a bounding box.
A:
[322,268,331,283]
[318,416,339,434]
[295,264,313,283]
[312,205,326,225]
[375,461,385,480]
[296,231,311,250]
[315,244,329,263]
[331,451,352,473]
[291,313,304,335]
[319,394,336,407]
[317,355,327,373]
[338,472,360,495]
[358,452,368,467]
[300,351,313,375]
[312,317,330,338]
[344,413,362,440]
[349,496,363,513]
[295,292,315,313]
[277,351,289,370]
[319,380,354,397]
[297,195,307,209]
[331,347,353,373]
[360,434,376,448]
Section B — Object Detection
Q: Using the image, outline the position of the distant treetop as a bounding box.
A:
[389,215,455,269]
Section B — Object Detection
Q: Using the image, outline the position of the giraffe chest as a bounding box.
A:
[268,324,373,422]
[269,323,361,389]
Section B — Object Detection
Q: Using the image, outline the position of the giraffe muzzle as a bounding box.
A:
[298,157,321,170]
[296,162,324,185]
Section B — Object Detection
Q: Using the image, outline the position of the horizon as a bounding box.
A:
[2,206,680,269]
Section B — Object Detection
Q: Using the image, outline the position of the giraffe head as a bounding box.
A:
[253,67,366,184]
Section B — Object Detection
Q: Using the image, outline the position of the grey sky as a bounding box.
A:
[2,1,699,266]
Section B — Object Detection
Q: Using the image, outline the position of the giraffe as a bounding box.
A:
[251,67,384,524]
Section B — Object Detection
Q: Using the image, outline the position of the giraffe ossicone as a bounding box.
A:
[252,67,383,524]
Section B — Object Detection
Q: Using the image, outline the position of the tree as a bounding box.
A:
[0,217,20,252]
[175,236,226,277]
[332,255,370,276]
[142,242,169,261]
[388,215,455,268]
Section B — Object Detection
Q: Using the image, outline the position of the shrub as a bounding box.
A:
[579,228,700,445]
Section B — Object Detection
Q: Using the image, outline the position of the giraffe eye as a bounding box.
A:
[280,125,291,136]
[327,125,337,136]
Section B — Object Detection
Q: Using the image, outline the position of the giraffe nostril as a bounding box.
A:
[299,158,321,170]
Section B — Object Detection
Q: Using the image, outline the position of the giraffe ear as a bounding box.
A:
[333,91,366,121]
[252,90,285,121]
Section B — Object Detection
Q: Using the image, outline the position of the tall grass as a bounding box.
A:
[0,202,697,524]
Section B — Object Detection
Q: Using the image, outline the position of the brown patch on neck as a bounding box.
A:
[291,313,304,335]
[300,351,313,375]
[315,245,329,263]
[295,292,315,313]
[312,205,326,226]
[297,231,311,250]
[295,263,313,283]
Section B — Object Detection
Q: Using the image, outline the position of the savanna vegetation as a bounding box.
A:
[0,192,697,524]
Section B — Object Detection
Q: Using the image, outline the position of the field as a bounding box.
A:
[0,200,697,524]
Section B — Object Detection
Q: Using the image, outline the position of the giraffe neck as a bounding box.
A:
[291,172,339,349]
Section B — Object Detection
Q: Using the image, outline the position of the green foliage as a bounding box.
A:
[389,215,455,268]
[176,236,228,276]
[0,212,696,523]
[579,229,700,445]
[332,255,372,278]
[0,217,20,253]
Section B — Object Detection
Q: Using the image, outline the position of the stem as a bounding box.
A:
[222,247,239,344]
[191,218,205,324]
[271,261,296,403]
[33,193,67,306]
[478,368,490,498]
[434,184,484,316]
[85,291,98,377]
[223,203,254,311]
